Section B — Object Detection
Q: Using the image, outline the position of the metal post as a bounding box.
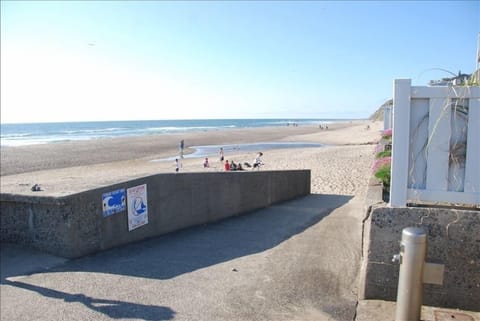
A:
[394,227,427,321]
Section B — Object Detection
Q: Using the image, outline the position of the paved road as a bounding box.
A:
[1,193,365,321]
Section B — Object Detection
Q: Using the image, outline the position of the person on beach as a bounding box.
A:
[179,140,185,158]
[252,152,264,170]
[203,157,209,168]
[175,158,180,172]
[219,147,224,162]
[230,160,237,171]
[224,160,230,171]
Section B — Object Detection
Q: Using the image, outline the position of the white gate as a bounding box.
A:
[390,79,480,207]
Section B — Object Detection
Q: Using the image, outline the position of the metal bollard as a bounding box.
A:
[394,227,427,321]
[392,227,445,321]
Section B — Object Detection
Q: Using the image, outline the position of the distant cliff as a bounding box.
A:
[369,99,392,121]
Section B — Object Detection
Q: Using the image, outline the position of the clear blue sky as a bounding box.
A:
[1,1,478,123]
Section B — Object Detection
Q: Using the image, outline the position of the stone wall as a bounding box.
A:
[1,170,310,258]
[360,205,480,311]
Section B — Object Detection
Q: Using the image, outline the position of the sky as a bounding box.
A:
[1,1,479,123]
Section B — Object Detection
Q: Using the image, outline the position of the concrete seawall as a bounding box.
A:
[360,205,480,312]
[1,170,310,258]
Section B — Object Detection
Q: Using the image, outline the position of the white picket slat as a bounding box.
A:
[411,86,480,99]
[407,189,478,205]
[464,96,480,196]
[390,79,411,207]
[425,98,451,192]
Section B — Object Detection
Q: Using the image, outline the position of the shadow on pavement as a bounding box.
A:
[2,194,352,281]
[3,279,175,320]
[0,243,68,283]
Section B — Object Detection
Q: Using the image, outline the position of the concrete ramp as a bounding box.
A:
[1,193,364,321]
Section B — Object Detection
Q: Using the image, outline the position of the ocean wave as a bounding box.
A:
[1,136,93,147]
[62,127,128,134]
[0,132,33,138]
[0,119,347,147]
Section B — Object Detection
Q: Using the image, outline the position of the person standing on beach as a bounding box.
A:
[175,158,180,172]
[219,147,224,162]
[179,140,185,159]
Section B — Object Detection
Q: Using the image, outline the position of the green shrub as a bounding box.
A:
[374,165,391,186]
[376,150,392,158]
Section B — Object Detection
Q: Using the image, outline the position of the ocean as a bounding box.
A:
[0,119,347,147]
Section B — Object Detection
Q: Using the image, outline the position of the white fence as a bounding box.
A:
[383,104,392,130]
[390,79,480,207]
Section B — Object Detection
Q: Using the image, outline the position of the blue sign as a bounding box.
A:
[102,189,126,217]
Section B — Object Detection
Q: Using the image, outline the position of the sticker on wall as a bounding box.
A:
[127,184,148,231]
[102,189,126,217]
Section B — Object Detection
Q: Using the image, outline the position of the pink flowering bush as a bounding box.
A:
[374,143,384,154]
[372,129,392,188]
[372,156,391,173]
[382,128,392,137]
[382,128,392,142]
[373,157,391,187]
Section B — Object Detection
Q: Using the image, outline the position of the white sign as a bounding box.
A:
[127,184,148,231]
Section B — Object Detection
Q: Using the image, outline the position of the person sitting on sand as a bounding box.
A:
[203,157,209,168]
[224,160,230,171]
[230,160,237,171]
[252,152,263,170]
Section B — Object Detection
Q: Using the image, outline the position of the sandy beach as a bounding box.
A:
[0,120,383,196]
